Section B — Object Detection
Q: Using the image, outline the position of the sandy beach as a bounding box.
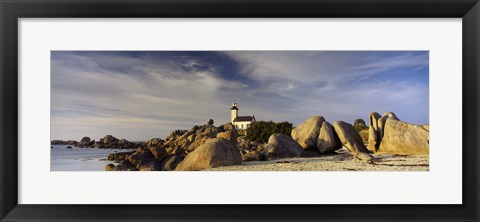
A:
[207,147,429,171]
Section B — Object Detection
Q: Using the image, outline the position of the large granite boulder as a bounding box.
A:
[317,121,342,154]
[378,119,429,155]
[368,112,382,152]
[175,138,242,171]
[378,112,399,138]
[291,116,325,150]
[333,121,371,154]
[265,134,303,160]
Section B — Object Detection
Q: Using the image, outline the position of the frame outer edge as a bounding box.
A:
[463,2,480,221]
[0,0,19,221]
[1,0,480,221]
[0,0,3,217]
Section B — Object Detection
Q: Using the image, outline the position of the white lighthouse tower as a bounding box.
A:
[230,102,238,122]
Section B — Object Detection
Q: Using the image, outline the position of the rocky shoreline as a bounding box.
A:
[51,112,429,171]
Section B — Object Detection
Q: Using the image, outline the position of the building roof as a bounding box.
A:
[233,116,255,122]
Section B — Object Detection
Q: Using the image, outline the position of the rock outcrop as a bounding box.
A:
[367,112,382,152]
[377,119,429,155]
[265,134,303,160]
[77,137,92,148]
[368,112,429,155]
[175,138,242,171]
[333,121,371,154]
[105,119,238,171]
[291,116,325,150]
[378,112,399,138]
[317,121,342,154]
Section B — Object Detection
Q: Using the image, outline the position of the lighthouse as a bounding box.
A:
[230,102,255,130]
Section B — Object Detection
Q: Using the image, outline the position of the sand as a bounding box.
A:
[206,148,429,171]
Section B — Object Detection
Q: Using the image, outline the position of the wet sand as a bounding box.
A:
[207,148,429,171]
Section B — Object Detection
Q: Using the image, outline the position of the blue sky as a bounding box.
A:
[51,51,429,141]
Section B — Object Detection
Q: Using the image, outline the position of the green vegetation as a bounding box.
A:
[246,121,293,143]
[354,123,368,132]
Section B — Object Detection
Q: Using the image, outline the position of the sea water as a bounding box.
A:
[50,145,135,171]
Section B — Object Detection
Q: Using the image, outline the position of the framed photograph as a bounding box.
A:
[1,0,479,221]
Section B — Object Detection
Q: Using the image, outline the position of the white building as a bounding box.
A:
[230,102,255,130]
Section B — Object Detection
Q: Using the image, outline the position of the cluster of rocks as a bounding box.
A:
[237,116,374,162]
[106,143,187,171]
[50,140,78,145]
[368,112,429,154]
[289,116,373,161]
[74,135,139,149]
[106,119,242,171]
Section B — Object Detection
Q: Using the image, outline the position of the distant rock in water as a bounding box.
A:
[66,146,72,149]
[51,140,78,145]
[74,135,138,149]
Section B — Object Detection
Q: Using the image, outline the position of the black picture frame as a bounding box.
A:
[1,0,479,221]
